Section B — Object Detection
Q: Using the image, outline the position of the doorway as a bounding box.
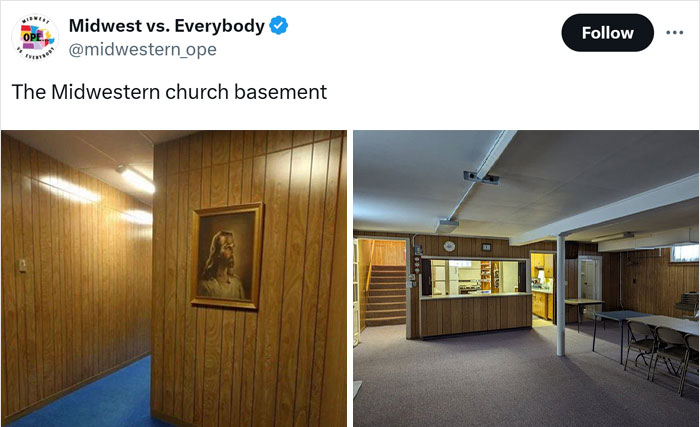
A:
[353,236,410,343]
[530,251,556,327]
[578,256,603,319]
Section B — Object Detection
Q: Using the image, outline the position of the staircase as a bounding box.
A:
[366,265,406,326]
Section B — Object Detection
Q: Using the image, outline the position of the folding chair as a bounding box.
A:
[651,327,689,394]
[624,320,657,379]
[680,335,699,396]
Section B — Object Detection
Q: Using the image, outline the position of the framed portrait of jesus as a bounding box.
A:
[190,202,263,310]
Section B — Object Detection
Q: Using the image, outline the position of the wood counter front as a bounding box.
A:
[420,294,532,337]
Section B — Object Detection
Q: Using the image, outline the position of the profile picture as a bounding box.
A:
[190,202,263,310]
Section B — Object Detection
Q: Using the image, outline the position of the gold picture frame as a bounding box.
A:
[190,202,264,310]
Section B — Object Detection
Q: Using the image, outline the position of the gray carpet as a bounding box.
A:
[354,322,698,426]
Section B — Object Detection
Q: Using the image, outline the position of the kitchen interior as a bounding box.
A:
[530,252,555,326]
[429,259,522,296]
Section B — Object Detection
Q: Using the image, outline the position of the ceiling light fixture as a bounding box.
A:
[591,232,634,243]
[117,165,155,194]
[435,219,459,234]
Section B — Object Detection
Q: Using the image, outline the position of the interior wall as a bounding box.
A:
[357,239,372,331]
[151,131,347,426]
[501,262,519,293]
[1,135,152,423]
[620,248,699,317]
[371,240,405,266]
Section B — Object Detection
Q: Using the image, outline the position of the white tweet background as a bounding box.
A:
[0,1,698,130]
[1,1,699,423]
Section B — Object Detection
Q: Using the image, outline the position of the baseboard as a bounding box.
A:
[151,410,195,427]
[2,352,151,425]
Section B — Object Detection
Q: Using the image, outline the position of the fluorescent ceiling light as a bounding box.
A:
[41,176,101,203]
[591,232,634,243]
[122,210,153,225]
[118,165,155,194]
[435,219,459,234]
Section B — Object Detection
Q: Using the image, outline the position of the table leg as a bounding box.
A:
[619,320,624,364]
[592,316,597,351]
[577,306,581,333]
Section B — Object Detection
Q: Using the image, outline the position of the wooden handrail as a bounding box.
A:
[365,240,376,292]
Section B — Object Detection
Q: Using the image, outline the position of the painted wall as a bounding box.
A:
[501,262,519,294]
[151,131,346,426]
[1,135,152,423]
[620,248,699,317]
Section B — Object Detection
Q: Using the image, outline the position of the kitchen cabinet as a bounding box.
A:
[544,255,554,279]
[531,254,544,278]
[532,291,547,318]
[532,290,553,320]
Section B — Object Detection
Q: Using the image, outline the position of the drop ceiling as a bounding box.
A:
[354,131,502,232]
[353,130,699,242]
[3,130,197,205]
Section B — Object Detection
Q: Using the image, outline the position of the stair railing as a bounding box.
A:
[365,240,376,293]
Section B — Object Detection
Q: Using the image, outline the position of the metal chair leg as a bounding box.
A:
[637,353,650,366]
[651,351,660,382]
[679,350,689,396]
[664,359,678,376]
[646,349,655,380]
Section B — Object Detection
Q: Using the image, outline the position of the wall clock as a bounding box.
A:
[443,240,456,252]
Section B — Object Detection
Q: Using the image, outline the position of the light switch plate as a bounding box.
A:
[18,259,27,273]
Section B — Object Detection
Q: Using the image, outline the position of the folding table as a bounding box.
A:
[593,310,652,364]
[626,315,699,336]
[564,298,604,333]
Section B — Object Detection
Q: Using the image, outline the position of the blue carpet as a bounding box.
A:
[8,356,171,427]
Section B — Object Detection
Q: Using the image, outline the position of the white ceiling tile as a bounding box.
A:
[354,130,699,240]
[4,130,195,206]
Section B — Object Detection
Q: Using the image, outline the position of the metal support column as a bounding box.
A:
[557,234,566,356]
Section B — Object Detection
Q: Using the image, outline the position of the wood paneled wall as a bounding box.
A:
[1,135,152,423]
[354,231,621,335]
[151,131,347,426]
[420,295,531,337]
[620,248,698,317]
[370,240,405,266]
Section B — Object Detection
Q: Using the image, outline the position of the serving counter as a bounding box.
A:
[420,293,532,338]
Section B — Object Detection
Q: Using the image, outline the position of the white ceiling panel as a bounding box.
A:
[456,130,698,234]
[354,130,699,241]
[143,130,196,144]
[5,131,111,169]
[4,130,196,205]
[354,130,504,232]
[567,198,699,241]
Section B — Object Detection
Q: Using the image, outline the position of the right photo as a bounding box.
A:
[352,131,699,426]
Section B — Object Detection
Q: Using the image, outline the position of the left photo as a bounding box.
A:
[0,130,347,426]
